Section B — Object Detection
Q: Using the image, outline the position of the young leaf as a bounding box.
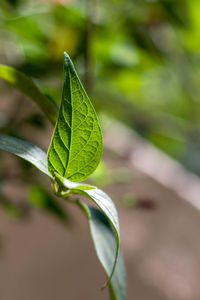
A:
[54,173,120,283]
[0,65,59,125]
[0,134,51,177]
[47,53,102,182]
[78,203,126,300]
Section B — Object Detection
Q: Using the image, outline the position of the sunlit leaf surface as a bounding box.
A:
[47,53,102,182]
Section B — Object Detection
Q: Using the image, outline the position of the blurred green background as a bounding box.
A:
[1,2,200,300]
[1,0,200,175]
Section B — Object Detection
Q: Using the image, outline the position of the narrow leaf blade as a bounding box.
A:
[47,53,102,182]
[79,203,126,300]
[0,64,58,124]
[0,134,51,177]
[55,173,120,283]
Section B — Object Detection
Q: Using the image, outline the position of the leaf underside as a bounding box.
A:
[79,204,126,300]
[54,173,120,285]
[0,135,50,177]
[47,53,102,182]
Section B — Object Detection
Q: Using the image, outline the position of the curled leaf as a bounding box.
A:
[78,203,126,300]
[54,172,120,285]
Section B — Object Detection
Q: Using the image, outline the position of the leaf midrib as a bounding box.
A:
[64,68,73,178]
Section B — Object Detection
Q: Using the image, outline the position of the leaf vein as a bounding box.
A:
[73,113,90,131]
[52,141,66,173]
[66,125,96,167]
[57,123,70,151]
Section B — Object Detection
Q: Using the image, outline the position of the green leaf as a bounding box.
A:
[78,202,126,300]
[47,52,102,182]
[54,173,120,284]
[0,64,59,125]
[0,134,51,177]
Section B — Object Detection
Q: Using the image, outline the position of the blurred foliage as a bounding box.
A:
[88,161,111,187]
[29,185,69,223]
[0,193,30,220]
[1,0,200,179]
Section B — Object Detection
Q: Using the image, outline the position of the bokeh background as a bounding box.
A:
[1,0,200,299]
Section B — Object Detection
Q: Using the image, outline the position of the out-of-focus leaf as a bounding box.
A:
[88,161,111,187]
[0,65,58,124]
[29,185,68,222]
[0,194,28,220]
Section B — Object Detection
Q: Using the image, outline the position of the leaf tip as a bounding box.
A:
[63,52,74,75]
[63,52,71,65]
[63,51,69,58]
